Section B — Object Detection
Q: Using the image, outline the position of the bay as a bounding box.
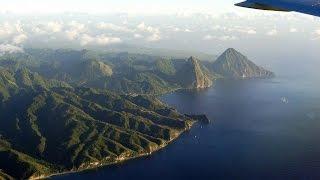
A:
[54,76,320,179]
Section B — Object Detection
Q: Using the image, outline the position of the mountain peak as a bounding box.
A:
[212,48,274,78]
[225,48,237,53]
[222,48,246,59]
[187,56,198,63]
[81,59,113,78]
[175,56,212,89]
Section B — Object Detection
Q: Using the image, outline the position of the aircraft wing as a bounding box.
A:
[235,0,320,17]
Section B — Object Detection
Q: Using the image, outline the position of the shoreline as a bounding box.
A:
[31,122,196,180]
[42,78,272,179]
[125,79,217,97]
[31,85,213,180]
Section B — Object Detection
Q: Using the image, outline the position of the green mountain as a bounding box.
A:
[174,56,213,89]
[0,68,70,101]
[0,56,198,179]
[1,48,273,95]
[211,48,274,78]
[22,49,215,94]
[35,59,112,85]
[0,48,274,179]
[154,58,176,76]
[0,87,194,179]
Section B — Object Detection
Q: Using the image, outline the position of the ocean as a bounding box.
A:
[54,74,320,179]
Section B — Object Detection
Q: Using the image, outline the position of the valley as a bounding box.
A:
[0,48,273,179]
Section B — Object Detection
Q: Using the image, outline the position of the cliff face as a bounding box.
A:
[212,48,274,79]
[189,57,213,88]
[175,56,213,89]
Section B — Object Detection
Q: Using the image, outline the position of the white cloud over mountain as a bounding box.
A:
[0,12,318,55]
[46,21,63,33]
[203,35,238,41]
[12,33,28,44]
[290,28,298,33]
[97,22,132,33]
[266,29,278,36]
[0,44,24,54]
[80,34,122,46]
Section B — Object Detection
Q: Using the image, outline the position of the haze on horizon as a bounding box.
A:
[1,0,320,73]
[2,0,239,14]
[1,2,320,179]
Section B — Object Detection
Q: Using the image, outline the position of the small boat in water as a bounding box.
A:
[281,97,289,104]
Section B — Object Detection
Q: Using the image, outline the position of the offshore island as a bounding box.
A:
[0,48,273,179]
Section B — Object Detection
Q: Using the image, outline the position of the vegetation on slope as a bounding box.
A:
[0,48,274,179]
[211,48,274,78]
[0,85,194,179]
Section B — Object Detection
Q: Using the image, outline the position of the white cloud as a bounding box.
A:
[80,34,95,46]
[46,21,63,33]
[203,34,238,41]
[247,29,257,34]
[0,12,317,53]
[169,27,192,33]
[65,30,79,40]
[12,34,28,44]
[289,28,298,33]
[0,22,15,37]
[220,35,238,41]
[266,29,278,36]
[97,22,132,32]
[232,27,257,35]
[0,44,24,54]
[32,26,47,35]
[136,22,161,42]
[173,27,181,32]
[15,22,24,33]
[212,25,226,31]
[312,29,320,40]
[211,25,256,35]
[69,21,85,32]
[80,34,122,46]
[137,22,160,34]
[96,34,122,45]
[203,35,214,40]
[64,21,87,40]
[146,33,161,42]
[134,33,143,39]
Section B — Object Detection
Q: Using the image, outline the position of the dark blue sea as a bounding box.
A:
[54,74,320,179]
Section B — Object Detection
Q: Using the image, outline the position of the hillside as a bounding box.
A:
[0,47,275,179]
[212,48,274,78]
[0,86,195,179]
[18,49,216,94]
[174,56,213,89]
[0,48,273,95]
[0,68,70,101]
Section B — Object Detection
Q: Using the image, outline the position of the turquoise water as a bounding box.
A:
[54,76,320,179]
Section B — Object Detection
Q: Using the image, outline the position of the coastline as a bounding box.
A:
[30,85,214,180]
[41,78,274,179]
[31,121,196,180]
[126,78,217,97]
